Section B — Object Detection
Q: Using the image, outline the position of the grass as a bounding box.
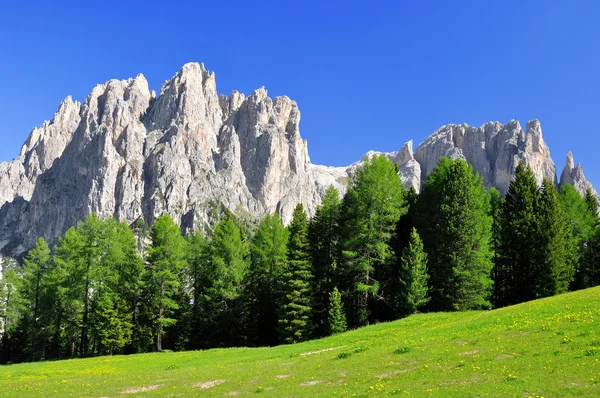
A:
[1,288,600,397]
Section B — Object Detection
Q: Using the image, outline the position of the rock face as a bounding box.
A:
[0,63,322,256]
[413,119,556,195]
[0,97,81,206]
[560,152,597,197]
[0,63,595,257]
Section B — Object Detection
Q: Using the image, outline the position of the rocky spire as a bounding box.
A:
[560,151,597,196]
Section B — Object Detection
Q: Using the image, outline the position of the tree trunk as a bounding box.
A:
[157,281,165,351]
[80,275,90,356]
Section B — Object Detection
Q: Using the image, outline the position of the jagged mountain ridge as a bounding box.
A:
[0,62,595,256]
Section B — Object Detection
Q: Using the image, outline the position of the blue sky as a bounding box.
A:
[1,0,598,186]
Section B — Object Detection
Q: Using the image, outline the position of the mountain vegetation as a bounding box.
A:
[1,155,599,364]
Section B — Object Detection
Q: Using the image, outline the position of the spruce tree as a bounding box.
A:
[308,186,341,337]
[246,213,288,346]
[416,157,493,311]
[387,186,419,319]
[338,155,407,327]
[398,228,429,315]
[278,204,313,344]
[146,214,187,351]
[536,179,576,297]
[497,163,540,306]
[488,188,503,307]
[327,287,347,335]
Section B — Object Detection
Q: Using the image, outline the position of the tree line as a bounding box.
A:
[1,155,599,363]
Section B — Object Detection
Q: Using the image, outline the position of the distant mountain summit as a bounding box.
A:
[0,63,595,257]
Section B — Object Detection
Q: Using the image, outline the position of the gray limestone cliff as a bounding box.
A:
[0,63,595,257]
[560,152,597,197]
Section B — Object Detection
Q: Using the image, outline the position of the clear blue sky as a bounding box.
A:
[1,0,599,186]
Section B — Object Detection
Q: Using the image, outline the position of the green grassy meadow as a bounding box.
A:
[1,287,599,397]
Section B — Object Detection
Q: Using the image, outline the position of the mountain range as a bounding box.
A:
[0,62,596,258]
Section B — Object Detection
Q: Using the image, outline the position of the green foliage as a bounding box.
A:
[398,228,429,315]
[327,287,347,335]
[338,155,407,327]
[309,185,341,337]
[534,180,576,297]
[488,187,503,307]
[247,213,289,346]
[416,157,493,311]
[496,163,540,306]
[278,204,313,344]
[146,214,187,351]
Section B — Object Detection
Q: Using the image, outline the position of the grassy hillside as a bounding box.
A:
[1,288,599,397]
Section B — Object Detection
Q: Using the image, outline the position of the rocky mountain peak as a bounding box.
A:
[0,64,597,258]
[560,152,596,196]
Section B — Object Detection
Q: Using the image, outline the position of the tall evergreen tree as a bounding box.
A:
[19,238,52,361]
[246,213,288,346]
[398,228,429,315]
[327,287,347,335]
[536,179,576,297]
[309,186,341,337]
[488,188,503,307]
[206,216,250,346]
[559,185,597,290]
[338,155,407,327]
[146,214,187,351]
[496,163,540,306]
[186,231,210,349]
[585,189,599,219]
[416,157,493,311]
[278,204,313,344]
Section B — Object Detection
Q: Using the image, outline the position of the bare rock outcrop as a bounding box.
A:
[560,152,597,197]
[413,119,556,194]
[0,63,595,257]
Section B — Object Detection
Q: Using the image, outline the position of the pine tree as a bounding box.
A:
[497,163,540,306]
[338,155,407,327]
[535,179,576,297]
[416,157,493,311]
[327,287,347,335]
[308,186,341,337]
[278,204,313,344]
[146,214,187,351]
[246,213,289,346]
[398,228,429,315]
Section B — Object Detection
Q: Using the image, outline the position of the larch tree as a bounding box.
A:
[146,214,187,352]
[338,154,407,327]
